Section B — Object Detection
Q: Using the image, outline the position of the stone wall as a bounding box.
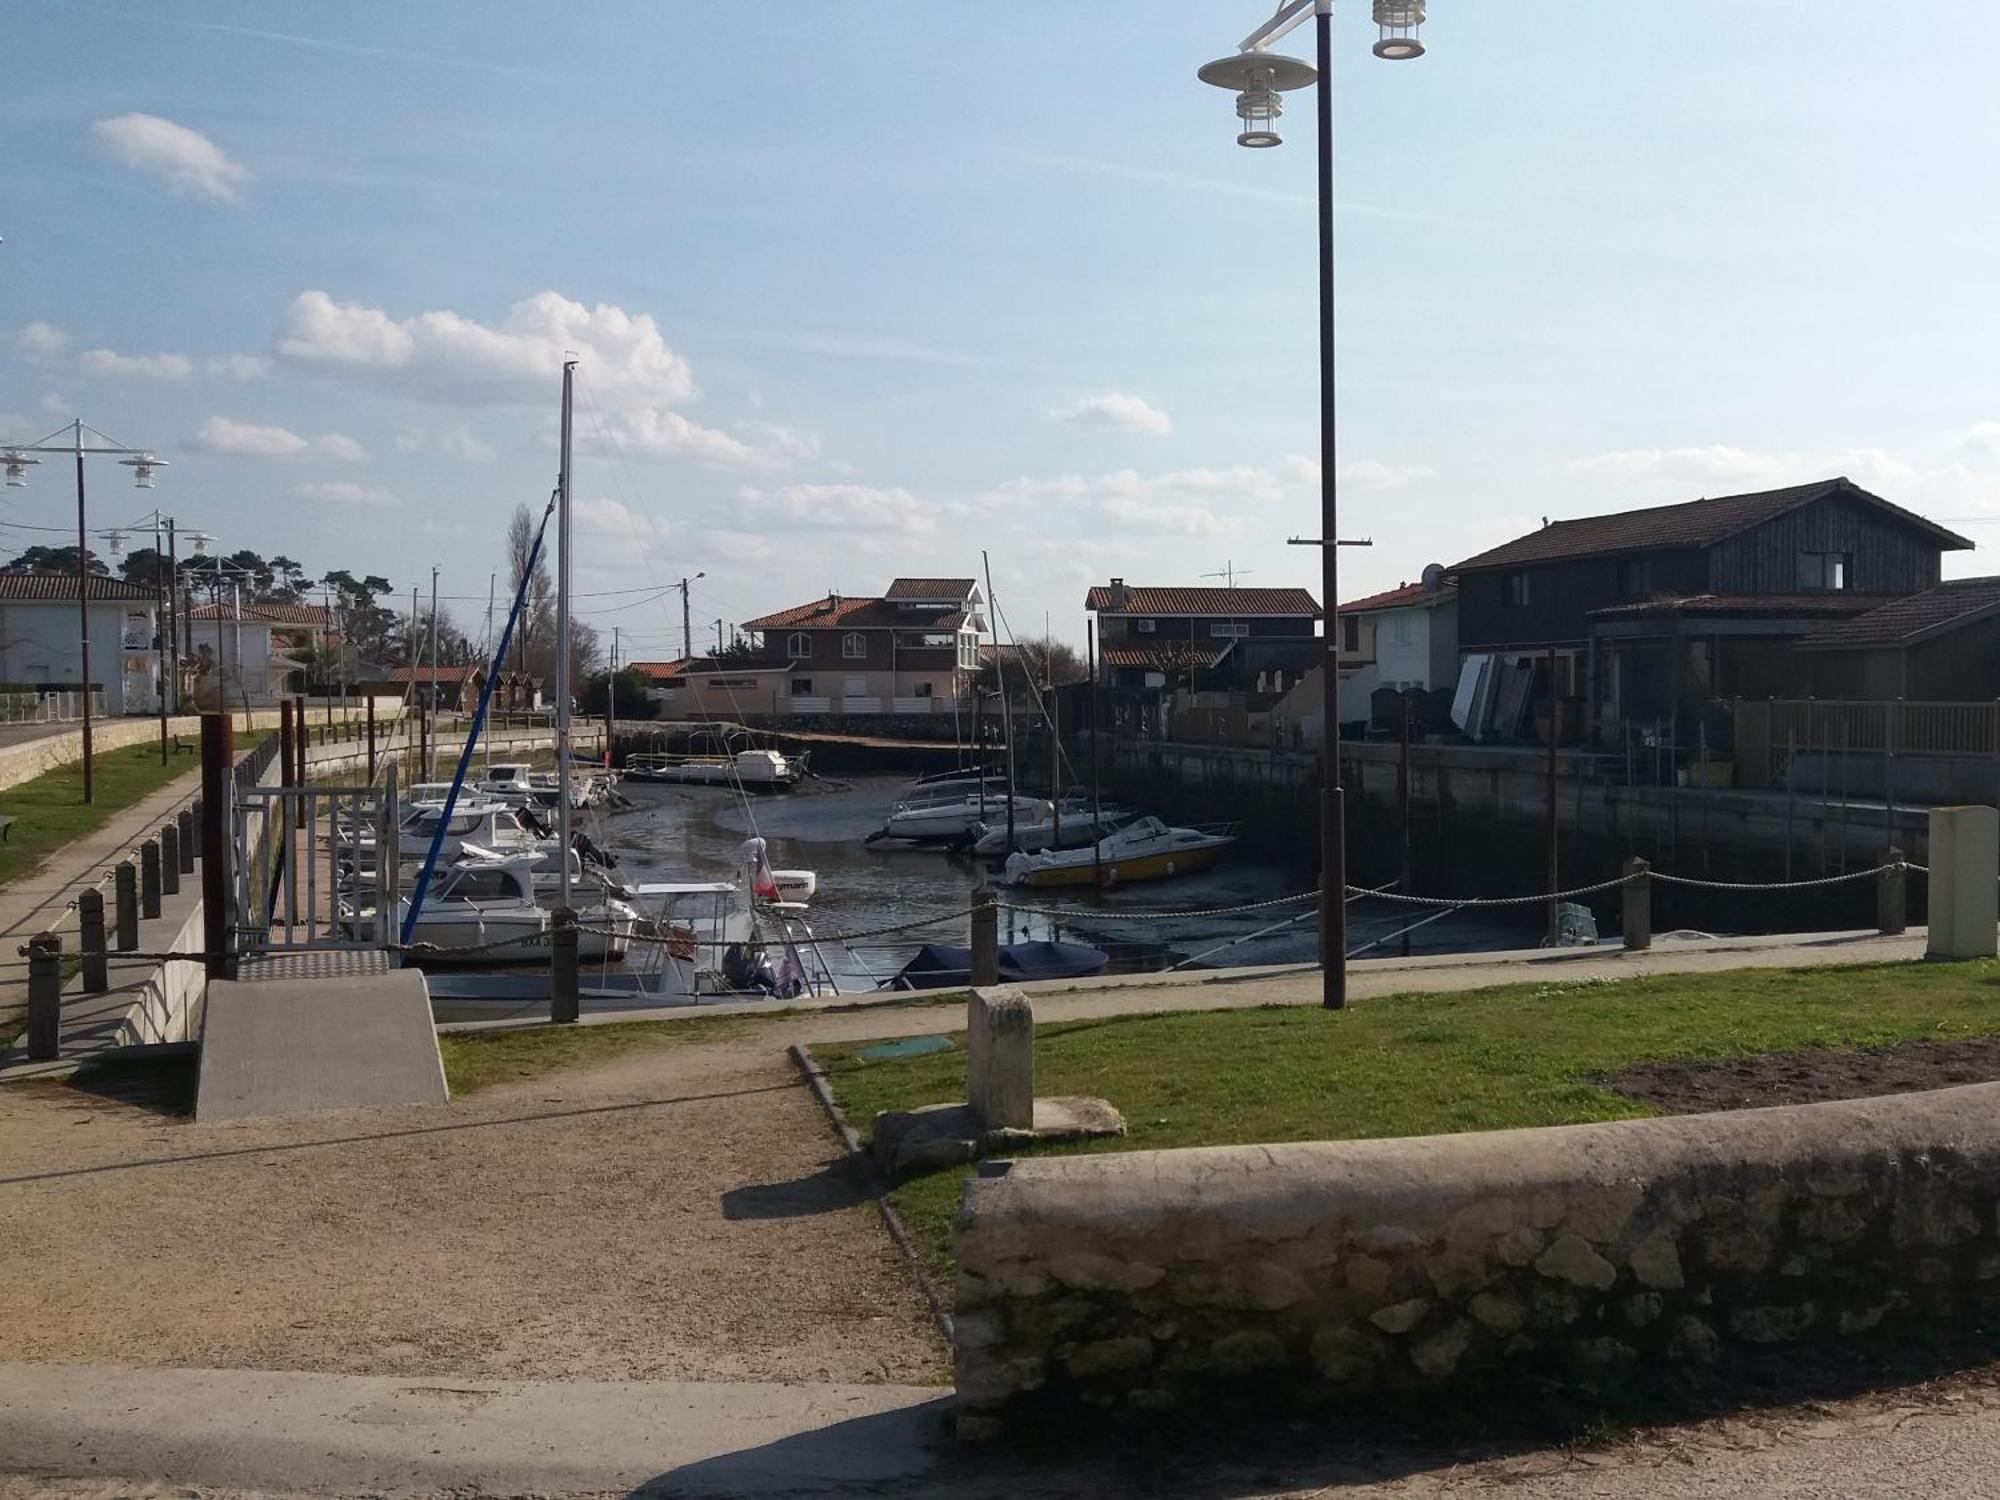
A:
[954,1082,2000,1433]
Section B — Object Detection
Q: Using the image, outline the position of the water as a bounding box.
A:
[586,776,1541,991]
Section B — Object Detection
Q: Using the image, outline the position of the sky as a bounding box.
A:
[6,1,2000,661]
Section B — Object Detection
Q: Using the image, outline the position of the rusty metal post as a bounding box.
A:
[366,694,378,782]
[26,932,61,1061]
[293,695,309,827]
[78,888,108,993]
[200,712,235,981]
[279,696,295,791]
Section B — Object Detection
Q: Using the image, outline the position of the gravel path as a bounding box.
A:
[0,1031,944,1385]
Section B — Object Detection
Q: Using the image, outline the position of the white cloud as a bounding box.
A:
[735,483,935,535]
[205,353,271,380]
[395,424,496,463]
[1336,459,1437,492]
[193,415,368,463]
[297,480,395,508]
[11,322,71,356]
[91,113,250,202]
[983,460,1321,540]
[80,348,194,381]
[1568,445,1789,487]
[574,496,669,543]
[1053,392,1173,438]
[275,289,801,467]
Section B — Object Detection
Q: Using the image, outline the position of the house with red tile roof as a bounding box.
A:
[1084,578,1320,692]
[0,572,163,714]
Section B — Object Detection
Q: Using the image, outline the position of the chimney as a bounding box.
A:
[1107,577,1130,609]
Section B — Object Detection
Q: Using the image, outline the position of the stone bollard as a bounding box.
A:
[550,907,580,1024]
[114,861,139,952]
[970,886,999,988]
[26,932,61,1061]
[968,986,1035,1131]
[161,823,180,896]
[77,888,109,994]
[1621,857,1651,951]
[176,809,196,872]
[1879,846,1907,937]
[1927,807,1999,959]
[141,839,163,920]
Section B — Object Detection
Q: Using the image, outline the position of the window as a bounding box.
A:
[841,632,867,659]
[1135,619,1157,635]
[790,678,812,695]
[1506,572,1532,607]
[1209,622,1251,639]
[1798,551,1852,591]
[1617,558,1653,598]
[786,632,811,658]
[914,682,933,698]
[1391,614,1414,646]
[1340,615,1360,652]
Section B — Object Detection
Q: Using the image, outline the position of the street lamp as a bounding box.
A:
[1200,1,1425,1010]
[0,421,167,802]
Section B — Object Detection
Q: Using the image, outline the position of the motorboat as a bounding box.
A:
[1002,815,1237,888]
[378,852,640,964]
[869,792,1053,846]
[970,801,1130,856]
[624,748,802,791]
[883,940,1109,991]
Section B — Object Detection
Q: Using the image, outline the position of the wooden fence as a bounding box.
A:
[1734,699,2000,785]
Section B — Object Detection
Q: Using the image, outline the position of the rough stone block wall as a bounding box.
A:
[954,1083,2000,1433]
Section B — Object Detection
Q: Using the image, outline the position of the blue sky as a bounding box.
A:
[6,1,2000,658]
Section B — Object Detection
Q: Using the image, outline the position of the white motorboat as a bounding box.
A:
[397,801,552,862]
[869,792,1052,846]
[1002,815,1238,888]
[624,748,802,791]
[365,852,641,964]
[970,801,1130,856]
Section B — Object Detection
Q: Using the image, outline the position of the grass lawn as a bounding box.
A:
[437,1010,778,1094]
[0,739,198,892]
[814,959,2000,1271]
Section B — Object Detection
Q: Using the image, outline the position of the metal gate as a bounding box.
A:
[233,761,401,955]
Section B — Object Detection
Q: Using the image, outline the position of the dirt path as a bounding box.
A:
[0,1030,944,1385]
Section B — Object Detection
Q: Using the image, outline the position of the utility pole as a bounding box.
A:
[427,565,440,779]
[607,624,619,769]
[73,425,93,799]
[555,358,577,912]
[677,573,703,661]
[715,618,724,654]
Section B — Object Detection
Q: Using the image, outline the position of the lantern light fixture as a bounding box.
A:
[119,452,166,488]
[2,449,39,487]
[1372,0,1426,59]
[1195,49,1317,148]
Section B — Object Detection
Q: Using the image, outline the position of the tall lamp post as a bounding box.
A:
[3,421,167,803]
[1199,0,1425,1010]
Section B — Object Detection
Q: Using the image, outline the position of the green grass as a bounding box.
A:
[437,1010,778,1094]
[0,739,199,892]
[814,959,2000,1271]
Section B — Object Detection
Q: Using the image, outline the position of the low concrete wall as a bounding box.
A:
[954,1084,2000,1432]
[0,701,405,792]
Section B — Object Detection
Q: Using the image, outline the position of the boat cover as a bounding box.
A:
[887,940,1109,990]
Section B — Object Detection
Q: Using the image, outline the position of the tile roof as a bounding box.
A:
[627,658,699,682]
[387,664,483,684]
[1451,478,1973,573]
[741,594,965,631]
[1586,593,1890,622]
[1100,642,1230,671]
[1086,585,1322,617]
[884,577,976,601]
[1340,579,1456,614]
[1797,577,2000,649]
[188,600,334,625]
[0,571,160,602]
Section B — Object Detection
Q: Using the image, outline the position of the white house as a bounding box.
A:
[187,599,334,708]
[1276,565,1459,744]
[0,572,162,714]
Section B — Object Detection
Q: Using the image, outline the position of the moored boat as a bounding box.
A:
[624,748,802,791]
[869,792,1052,845]
[1002,815,1237,888]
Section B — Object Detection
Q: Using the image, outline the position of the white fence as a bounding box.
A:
[0,689,107,724]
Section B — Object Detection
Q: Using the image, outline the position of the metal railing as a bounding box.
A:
[0,689,108,724]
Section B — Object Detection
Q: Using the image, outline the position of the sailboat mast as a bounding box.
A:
[555,359,576,910]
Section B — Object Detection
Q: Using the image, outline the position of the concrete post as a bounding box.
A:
[968,986,1035,1131]
[140,839,162,920]
[77,888,108,993]
[1926,807,1998,959]
[114,861,139,951]
[26,932,61,1061]
[971,887,999,989]
[1878,846,1907,937]
[161,823,180,895]
[551,907,580,1024]
[1622,857,1651,951]
[176,809,196,872]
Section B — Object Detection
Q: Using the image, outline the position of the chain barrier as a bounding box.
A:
[1339,875,1637,909]
[1649,865,1907,893]
[997,890,1320,922]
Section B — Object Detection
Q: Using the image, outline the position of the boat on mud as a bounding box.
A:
[623,747,803,792]
[1002,815,1238,888]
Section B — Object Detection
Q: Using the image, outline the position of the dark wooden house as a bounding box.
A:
[1797,576,2000,699]
[1085,580,1321,691]
[1449,477,1972,741]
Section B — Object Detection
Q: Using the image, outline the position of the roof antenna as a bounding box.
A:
[1541,515,1549,528]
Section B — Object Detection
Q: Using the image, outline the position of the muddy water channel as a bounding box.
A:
[591,775,1538,992]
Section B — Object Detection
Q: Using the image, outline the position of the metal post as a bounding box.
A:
[1315,3,1344,1008]
[200,712,234,981]
[141,839,162,920]
[114,861,138,950]
[1399,696,1413,955]
[78,889,108,993]
[1088,621,1104,891]
[161,822,180,895]
[279,697,295,798]
[1784,727,1797,882]
[1545,646,1560,946]
[555,360,576,912]
[1048,683,1061,849]
[74,423,95,803]
[550,906,580,1024]
[971,886,999,987]
[26,933,61,1061]
[176,808,195,872]
[427,566,440,780]
[1622,857,1652,950]
[366,694,377,782]
[294,694,309,827]
[1878,846,1907,936]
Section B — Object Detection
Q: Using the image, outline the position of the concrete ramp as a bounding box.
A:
[196,969,448,1124]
